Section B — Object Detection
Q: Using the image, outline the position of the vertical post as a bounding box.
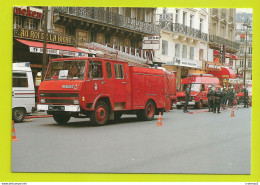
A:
[42,6,48,81]
[243,25,248,87]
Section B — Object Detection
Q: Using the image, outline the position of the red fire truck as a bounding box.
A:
[37,57,176,125]
[176,74,221,109]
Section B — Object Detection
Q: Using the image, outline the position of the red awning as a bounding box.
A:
[208,67,236,79]
[214,50,220,55]
[16,38,85,53]
[225,53,231,58]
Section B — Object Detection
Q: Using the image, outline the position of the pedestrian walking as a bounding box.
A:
[183,84,191,113]
[207,85,215,112]
[243,87,249,108]
[213,87,223,113]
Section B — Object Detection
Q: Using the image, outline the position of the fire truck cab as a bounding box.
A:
[176,74,221,109]
[37,57,169,125]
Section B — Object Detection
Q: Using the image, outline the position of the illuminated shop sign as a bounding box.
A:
[13,6,43,20]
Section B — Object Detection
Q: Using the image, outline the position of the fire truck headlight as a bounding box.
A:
[74,100,79,104]
[40,99,45,103]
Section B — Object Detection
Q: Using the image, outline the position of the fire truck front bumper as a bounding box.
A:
[176,101,196,106]
[37,104,80,112]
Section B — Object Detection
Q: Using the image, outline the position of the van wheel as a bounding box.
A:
[53,114,71,124]
[136,100,155,121]
[90,101,109,126]
[12,108,26,123]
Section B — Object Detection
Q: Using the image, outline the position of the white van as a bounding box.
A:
[12,62,36,122]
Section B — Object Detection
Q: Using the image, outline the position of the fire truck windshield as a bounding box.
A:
[45,60,86,80]
[181,84,201,92]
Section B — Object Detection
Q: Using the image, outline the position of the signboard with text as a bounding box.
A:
[173,57,202,69]
[14,28,75,46]
[142,35,160,50]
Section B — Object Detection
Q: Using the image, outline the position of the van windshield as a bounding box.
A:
[45,60,86,80]
[181,84,201,92]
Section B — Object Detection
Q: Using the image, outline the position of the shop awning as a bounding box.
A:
[16,38,88,57]
[208,67,236,79]
[214,50,220,55]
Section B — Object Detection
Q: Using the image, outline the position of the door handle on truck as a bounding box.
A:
[122,82,127,84]
[101,81,106,84]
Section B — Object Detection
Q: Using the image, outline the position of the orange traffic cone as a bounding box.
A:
[230,107,235,117]
[157,112,163,126]
[12,120,19,142]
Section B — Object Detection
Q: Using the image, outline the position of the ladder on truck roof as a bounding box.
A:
[84,42,149,67]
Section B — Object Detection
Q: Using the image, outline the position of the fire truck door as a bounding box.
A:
[113,63,130,110]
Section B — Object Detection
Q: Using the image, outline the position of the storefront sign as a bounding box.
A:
[173,57,202,69]
[14,28,75,45]
[142,35,160,50]
[13,6,43,20]
[206,62,222,71]
[29,47,87,57]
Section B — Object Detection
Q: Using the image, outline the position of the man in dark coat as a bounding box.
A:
[221,87,228,110]
[183,84,191,113]
[213,87,223,113]
[207,85,215,112]
[228,87,235,107]
[244,87,249,108]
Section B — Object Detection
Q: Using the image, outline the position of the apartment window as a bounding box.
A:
[175,43,180,57]
[175,9,179,23]
[182,45,187,58]
[199,49,204,61]
[190,47,194,60]
[249,47,252,54]
[240,59,244,67]
[190,15,194,28]
[162,40,168,55]
[13,16,22,29]
[221,26,225,38]
[199,18,203,32]
[183,12,187,25]
[247,59,252,68]
[249,35,252,42]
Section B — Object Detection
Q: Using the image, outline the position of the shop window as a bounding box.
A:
[13,73,28,87]
[114,64,124,79]
[13,16,22,29]
[162,40,168,55]
[106,62,112,79]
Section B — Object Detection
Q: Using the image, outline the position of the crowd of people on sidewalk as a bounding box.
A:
[183,84,249,113]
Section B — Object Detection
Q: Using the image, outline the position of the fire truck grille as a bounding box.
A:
[40,93,79,97]
[177,97,186,101]
[45,99,74,104]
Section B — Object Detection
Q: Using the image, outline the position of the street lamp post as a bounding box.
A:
[42,6,48,81]
[243,20,250,87]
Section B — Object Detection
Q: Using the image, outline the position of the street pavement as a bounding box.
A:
[12,105,251,174]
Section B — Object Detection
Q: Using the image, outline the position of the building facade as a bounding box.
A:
[207,8,240,88]
[155,8,209,90]
[234,12,252,82]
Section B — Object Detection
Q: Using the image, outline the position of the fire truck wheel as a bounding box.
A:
[53,114,71,124]
[137,100,155,121]
[90,101,109,126]
[12,108,26,123]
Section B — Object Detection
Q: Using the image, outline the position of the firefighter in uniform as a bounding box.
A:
[213,87,223,113]
[207,85,214,112]
[243,87,249,108]
[183,84,191,113]
[228,87,235,107]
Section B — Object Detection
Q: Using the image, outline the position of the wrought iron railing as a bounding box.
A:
[212,8,218,16]
[54,7,160,35]
[209,35,240,50]
[159,22,208,41]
